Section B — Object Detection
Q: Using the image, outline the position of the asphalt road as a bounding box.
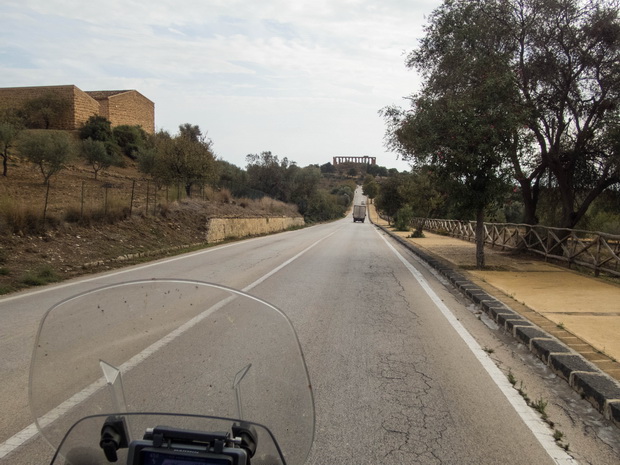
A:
[0,194,584,464]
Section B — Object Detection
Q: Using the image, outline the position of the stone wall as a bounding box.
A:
[205,217,305,243]
[106,91,154,133]
[0,85,76,129]
[72,87,101,128]
[0,85,154,133]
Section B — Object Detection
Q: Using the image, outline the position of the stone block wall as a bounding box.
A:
[106,91,154,133]
[0,85,154,133]
[72,87,101,128]
[0,85,76,129]
[205,217,305,243]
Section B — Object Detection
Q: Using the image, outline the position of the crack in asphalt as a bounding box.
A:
[375,348,450,464]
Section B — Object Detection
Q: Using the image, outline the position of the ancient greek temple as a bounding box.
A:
[332,156,376,165]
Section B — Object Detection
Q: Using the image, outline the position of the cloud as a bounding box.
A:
[0,0,439,170]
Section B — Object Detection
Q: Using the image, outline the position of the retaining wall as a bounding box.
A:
[206,217,305,243]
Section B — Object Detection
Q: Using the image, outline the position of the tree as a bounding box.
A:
[0,122,19,176]
[399,166,446,236]
[79,115,121,162]
[504,0,620,229]
[388,0,620,232]
[141,128,218,197]
[244,152,349,221]
[384,0,516,267]
[320,162,336,174]
[367,164,389,177]
[375,175,406,221]
[246,151,292,201]
[290,165,321,215]
[394,204,414,231]
[19,93,71,129]
[19,131,74,184]
[80,138,120,180]
[421,0,620,228]
[79,115,114,142]
[113,125,148,160]
[217,160,250,196]
[362,174,379,202]
[178,123,203,143]
[303,190,346,222]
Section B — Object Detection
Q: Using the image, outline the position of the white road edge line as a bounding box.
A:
[0,228,338,460]
[376,229,577,465]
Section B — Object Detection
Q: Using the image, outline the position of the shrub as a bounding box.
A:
[19,265,59,286]
[113,125,148,160]
[64,201,130,226]
[584,211,620,235]
[64,207,84,224]
[0,285,14,295]
[79,115,114,142]
[218,188,233,204]
[0,197,45,234]
[394,204,414,231]
[304,190,346,223]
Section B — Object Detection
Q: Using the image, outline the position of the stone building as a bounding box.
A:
[0,85,155,133]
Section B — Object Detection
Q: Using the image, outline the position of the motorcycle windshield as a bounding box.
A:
[29,280,315,465]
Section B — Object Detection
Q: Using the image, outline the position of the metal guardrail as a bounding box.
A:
[412,218,620,277]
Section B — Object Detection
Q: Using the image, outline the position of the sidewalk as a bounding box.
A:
[367,203,620,425]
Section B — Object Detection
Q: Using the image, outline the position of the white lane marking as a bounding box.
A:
[376,230,577,465]
[0,228,337,460]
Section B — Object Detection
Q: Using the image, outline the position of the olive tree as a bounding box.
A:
[80,138,120,180]
[0,122,19,177]
[19,131,74,184]
[140,127,218,197]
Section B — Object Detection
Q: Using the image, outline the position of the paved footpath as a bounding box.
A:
[367,203,620,426]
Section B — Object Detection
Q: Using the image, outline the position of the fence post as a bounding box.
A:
[595,236,602,277]
[146,180,150,215]
[43,182,51,222]
[104,185,109,215]
[81,181,85,219]
[130,179,136,216]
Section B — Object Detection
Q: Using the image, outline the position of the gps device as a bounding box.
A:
[122,425,254,465]
[130,443,245,465]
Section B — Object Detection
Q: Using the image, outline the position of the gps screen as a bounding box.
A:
[140,450,233,465]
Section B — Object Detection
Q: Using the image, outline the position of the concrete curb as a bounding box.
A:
[374,222,620,429]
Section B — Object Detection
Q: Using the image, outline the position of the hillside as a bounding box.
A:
[0,158,301,295]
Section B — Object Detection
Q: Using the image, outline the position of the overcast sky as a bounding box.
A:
[1,0,440,171]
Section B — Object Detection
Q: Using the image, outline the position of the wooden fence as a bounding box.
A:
[413,218,620,277]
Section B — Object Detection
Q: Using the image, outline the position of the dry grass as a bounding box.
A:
[0,156,302,294]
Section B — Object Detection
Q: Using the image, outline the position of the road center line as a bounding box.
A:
[0,227,338,460]
[375,229,577,465]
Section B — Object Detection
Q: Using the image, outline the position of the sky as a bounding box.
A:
[1,0,441,171]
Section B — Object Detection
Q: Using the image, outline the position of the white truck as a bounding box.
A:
[352,204,366,223]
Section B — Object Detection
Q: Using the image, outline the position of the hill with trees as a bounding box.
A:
[0,105,365,294]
